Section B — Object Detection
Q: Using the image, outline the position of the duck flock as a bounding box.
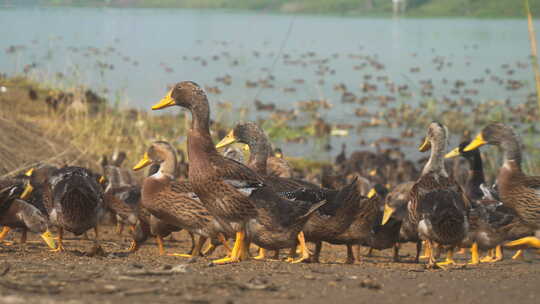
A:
[1,81,539,269]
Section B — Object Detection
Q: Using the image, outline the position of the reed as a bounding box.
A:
[525,0,540,118]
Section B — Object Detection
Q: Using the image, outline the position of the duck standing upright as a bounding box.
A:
[410,122,469,268]
[464,123,540,251]
[152,81,261,264]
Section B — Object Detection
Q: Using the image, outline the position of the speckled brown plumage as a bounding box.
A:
[246,186,326,251]
[410,122,469,267]
[42,166,104,236]
[465,123,540,231]
[136,141,231,256]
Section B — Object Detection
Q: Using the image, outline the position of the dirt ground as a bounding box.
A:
[0,226,538,304]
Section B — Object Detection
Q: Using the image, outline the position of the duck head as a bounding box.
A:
[133,141,177,178]
[464,123,522,165]
[152,81,207,111]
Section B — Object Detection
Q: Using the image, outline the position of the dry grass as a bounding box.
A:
[0,77,189,177]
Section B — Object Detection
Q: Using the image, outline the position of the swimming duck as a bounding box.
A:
[27,166,105,252]
[464,123,540,252]
[151,81,264,264]
[409,122,469,268]
[133,141,231,258]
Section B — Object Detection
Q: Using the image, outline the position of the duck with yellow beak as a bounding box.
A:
[463,123,540,255]
[152,82,263,264]
[216,122,293,179]
[0,169,56,250]
[133,141,232,259]
[407,122,469,269]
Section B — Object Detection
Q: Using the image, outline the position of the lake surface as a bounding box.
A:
[0,6,535,160]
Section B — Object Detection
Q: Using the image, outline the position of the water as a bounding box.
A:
[0,6,535,160]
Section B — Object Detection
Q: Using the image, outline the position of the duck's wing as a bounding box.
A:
[213,156,265,195]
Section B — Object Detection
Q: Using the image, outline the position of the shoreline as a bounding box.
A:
[4,2,532,19]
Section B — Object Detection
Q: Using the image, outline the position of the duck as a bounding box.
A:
[408,122,469,268]
[215,122,323,260]
[445,141,486,201]
[297,178,365,263]
[133,141,231,259]
[362,184,402,261]
[245,184,328,263]
[381,181,422,261]
[215,122,293,179]
[323,184,396,264]
[102,164,143,252]
[27,166,105,252]
[463,123,540,252]
[444,140,527,263]
[151,81,269,264]
[0,175,55,249]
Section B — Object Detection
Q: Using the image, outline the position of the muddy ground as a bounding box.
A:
[0,226,538,304]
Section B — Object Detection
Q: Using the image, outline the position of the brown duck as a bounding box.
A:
[0,175,55,249]
[409,122,469,268]
[464,123,540,251]
[151,81,265,264]
[216,122,293,178]
[133,141,231,258]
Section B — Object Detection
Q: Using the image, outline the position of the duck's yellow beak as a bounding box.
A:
[151,90,175,110]
[40,229,57,249]
[98,176,107,185]
[368,169,377,177]
[381,204,395,225]
[20,183,34,200]
[463,133,487,152]
[418,137,431,152]
[25,168,34,177]
[367,188,377,198]
[444,147,461,159]
[274,151,283,158]
[215,130,237,149]
[133,152,152,171]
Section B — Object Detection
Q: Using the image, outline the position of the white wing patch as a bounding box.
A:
[223,179,263,197]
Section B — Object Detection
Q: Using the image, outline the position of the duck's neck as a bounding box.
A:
[422,139,447,176]
[154,149,177,181]
[466,153,485,185]
[247,137,270,175]
[105,167,123,192]
[187,100,219,166]
[500,137,522,171]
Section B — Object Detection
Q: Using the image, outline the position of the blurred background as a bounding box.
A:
[1,0,539,178]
